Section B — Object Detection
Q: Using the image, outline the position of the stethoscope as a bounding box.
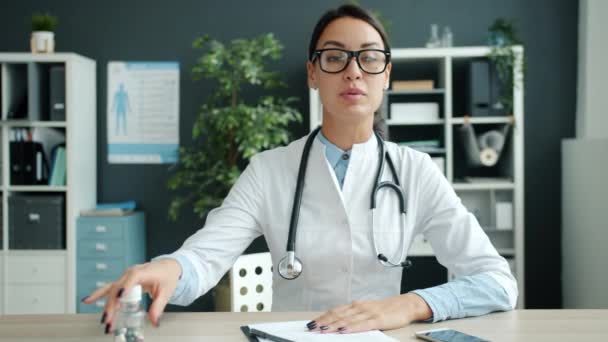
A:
[278,126,412,280]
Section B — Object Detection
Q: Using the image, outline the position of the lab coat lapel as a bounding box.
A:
[341,134,379,214]
[307,138,348,217]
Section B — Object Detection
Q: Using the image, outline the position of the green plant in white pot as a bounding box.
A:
[31,12,58,53]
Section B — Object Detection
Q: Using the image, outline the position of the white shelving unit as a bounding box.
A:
[309,46,525,308]
[0,53,96,314]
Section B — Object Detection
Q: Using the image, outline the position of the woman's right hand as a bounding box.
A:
[81,258,182,333]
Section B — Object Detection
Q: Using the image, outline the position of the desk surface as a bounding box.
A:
[0,310,607,341]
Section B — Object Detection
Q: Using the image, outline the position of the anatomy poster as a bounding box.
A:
[107,61,179,164]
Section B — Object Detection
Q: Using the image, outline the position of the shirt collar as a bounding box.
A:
[317,130,377,168]
[317,131,348,169]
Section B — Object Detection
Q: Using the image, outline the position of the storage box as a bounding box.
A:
[392,80,434,91]
[495,202,513,230]
[9,194,65,249]
[431,157,445,175]
[390,102,439,123]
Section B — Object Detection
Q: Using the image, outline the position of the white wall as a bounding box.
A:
[576,0,608,139]
[562,0,608,308]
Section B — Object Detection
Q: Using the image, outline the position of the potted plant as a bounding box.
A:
[31,12,58,53]
[487,18,524,115]
[167,33,302,221]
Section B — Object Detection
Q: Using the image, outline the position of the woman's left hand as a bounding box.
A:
[307,293,432,334]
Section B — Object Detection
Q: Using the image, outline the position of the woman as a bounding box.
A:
[85,4,517,335]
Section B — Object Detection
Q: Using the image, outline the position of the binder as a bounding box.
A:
[28,62,50,121]
[34,142,49,185]
[49,65,65,121]
[10,141,24,184]
[22,141,35,184]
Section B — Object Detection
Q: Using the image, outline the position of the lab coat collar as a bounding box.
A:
[308,129,378,214]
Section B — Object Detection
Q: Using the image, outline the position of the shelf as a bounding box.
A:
[387,119,445,126]
[6,186,67,192]
[7,249,66,257]
[386,89,445,96]
[483,227,514,233]
[451,117,512,125]
[402,146,446,154]
[452,182,515,191]
[498,248,516,256]
[1,120,67,128]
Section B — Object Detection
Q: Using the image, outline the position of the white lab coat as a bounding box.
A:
[172,132,518,311]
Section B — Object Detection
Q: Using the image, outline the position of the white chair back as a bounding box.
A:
[229,252,273,312]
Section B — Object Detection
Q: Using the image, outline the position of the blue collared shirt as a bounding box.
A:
[157,133,513,321]
[317,132,351,189]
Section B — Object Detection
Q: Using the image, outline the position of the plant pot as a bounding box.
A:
[30,31,55,53]
[488,31,507,47]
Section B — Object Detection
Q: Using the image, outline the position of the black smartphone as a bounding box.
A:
[415,328,490,342]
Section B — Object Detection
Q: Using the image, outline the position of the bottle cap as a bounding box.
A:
[120,285,142,303]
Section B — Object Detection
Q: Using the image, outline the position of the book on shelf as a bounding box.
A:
[48,145,66,186]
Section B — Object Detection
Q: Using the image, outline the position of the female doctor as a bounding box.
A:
[85,4,517,335]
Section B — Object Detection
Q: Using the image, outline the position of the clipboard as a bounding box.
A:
[240,325,295,342]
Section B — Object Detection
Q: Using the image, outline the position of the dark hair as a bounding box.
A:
[308,4,390,139]
[308,4,391,60]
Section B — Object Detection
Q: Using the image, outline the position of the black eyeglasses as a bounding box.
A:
[311,48,391,74]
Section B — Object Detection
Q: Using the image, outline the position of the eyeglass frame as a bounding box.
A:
[310,48,391,75]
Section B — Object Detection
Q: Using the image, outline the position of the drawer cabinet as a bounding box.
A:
[8,255,66,283]
[7,284,65,314]
[76,212,145,313]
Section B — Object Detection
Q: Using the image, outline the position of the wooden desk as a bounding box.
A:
[0,310,607,341]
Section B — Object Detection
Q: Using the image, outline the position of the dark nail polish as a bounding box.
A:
[306,320,316,327]
[104,324,110,334]
[100,312,107,324]
[117,288,124,298]
[80,296,88,303]
[338,327,346,332]
[307,323,317,330]
[320,326,329,331]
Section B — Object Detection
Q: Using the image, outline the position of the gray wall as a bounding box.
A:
[0,0,578,311]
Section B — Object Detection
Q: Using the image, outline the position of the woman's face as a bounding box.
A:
[307,17,391,126]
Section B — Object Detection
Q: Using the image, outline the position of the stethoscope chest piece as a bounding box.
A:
[278,251,303,280]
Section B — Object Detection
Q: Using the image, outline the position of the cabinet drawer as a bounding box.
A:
[78,240,125,258]
[78,277,114,298]
[78,219,124,240]
[8,255,66,284]
[7,284,66,314]
[78,298,106,313]
[77,258,125,278]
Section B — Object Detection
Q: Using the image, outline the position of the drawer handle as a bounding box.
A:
[96,281,108,288]
[95,300,106,307]
[96,263,108,270]
[95,243,108,252]
[95,225,107,233]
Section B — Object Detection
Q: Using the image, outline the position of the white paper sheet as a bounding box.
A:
[248,320,398,341]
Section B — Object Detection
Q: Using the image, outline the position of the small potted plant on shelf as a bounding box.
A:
[487,18,524,116]
[30,12,58,53]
